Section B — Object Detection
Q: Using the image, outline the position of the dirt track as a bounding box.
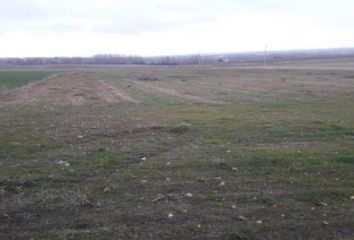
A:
[0,72,138,107]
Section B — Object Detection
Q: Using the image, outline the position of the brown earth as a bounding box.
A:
[0,72,138,107]
[133,79,228,104]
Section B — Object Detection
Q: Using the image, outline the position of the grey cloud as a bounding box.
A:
[93,20,180,35]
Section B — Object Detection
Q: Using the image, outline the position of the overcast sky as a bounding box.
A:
[1,0,353,57]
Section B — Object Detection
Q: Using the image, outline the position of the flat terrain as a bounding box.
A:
[0,59,354,239]
[0,71,56,89]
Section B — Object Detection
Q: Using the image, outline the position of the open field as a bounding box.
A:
[0,71,57,89]
[0,59,354,239]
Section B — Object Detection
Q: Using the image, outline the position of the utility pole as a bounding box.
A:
[263,44,268,67]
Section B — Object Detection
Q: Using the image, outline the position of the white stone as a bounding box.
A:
[185,193,193,198]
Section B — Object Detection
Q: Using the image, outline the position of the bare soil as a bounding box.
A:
[0,72,138,107]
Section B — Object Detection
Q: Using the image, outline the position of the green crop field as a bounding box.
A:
[0,71,56,89]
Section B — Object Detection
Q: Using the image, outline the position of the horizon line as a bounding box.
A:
[1,46,354,59]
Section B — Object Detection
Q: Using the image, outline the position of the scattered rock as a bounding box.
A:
[218,181,226,187]
[231,205,237,209]
[350,196,354,200]
[140,180,148,184]
[238,215,247,221]
[141,157,147,161]
[322,221,329,225]
[77,135,84,139]
[168,213,174,218]
[185,193,193,198]
[256,220,263,224]
[58,160,70,167]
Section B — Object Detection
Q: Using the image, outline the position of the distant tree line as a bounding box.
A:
[1,48,353,66]
[0,54,195,66]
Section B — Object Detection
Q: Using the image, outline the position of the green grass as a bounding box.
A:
[0,71,56,89]
[0,65,354,239]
